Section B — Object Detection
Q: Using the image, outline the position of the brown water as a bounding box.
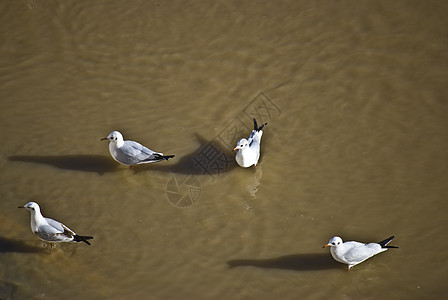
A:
[1,1,448,299]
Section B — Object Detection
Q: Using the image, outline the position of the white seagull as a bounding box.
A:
[101,130,174,170]
[234,119,267,168]
[323,236,398,270]
[19,202,93,246]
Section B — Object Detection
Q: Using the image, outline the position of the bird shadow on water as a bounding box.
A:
[0,236,47,254]
[8,134,239,176]
[8,154,119,175]
[0,237,45,298]
[227,253,341,271]
[136,133,238,175]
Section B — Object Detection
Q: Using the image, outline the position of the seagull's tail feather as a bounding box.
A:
[253,118,267,132]
[378,236,398,249]
[74,235,94,245]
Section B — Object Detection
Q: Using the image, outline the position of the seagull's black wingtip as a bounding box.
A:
[378,236,398,248]
[148,154,175,162]
[160,154,175,161]
[253,118,267,132]
[74,235,94,245]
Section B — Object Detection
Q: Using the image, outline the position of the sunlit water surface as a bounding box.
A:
[1,1,447,299]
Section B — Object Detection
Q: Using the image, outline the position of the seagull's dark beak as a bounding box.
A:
[100,137,108,141]
[18,206,24,209]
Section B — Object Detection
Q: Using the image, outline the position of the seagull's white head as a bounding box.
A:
[19,201,41,213]
[234,138,249,151]
[101,131,124,144]
[323,236,343,248]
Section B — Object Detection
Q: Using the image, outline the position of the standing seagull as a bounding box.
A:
[19,202,93,246]
[101,130,174,170]
[234,119,267,168]
[323,236,398,270]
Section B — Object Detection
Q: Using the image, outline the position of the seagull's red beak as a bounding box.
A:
[100,137,108,141]
[323,244,330,248]
[233,147,238,151]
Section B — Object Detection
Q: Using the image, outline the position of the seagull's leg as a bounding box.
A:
[47,242,54,253]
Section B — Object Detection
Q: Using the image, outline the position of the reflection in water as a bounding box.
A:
[245,165,263,198]
[227,253,341,271]
[8,155,118,174]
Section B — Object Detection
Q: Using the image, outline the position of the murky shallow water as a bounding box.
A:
[1,1,447,299]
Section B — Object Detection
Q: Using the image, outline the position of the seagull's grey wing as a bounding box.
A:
[248,130,263,147]
[32,218,75,242]
[129,141,159,157]
[247,130,256,145]
[343,242,379,263]
[44,218,65,233]
[120,141,161,164]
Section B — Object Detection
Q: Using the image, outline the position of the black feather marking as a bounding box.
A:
[142,154,175,163]
[73,235,94,245]
[253,118,268,132]
[154,154,175,161]
[378,236,398,249]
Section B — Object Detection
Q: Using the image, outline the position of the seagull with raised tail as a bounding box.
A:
[19,202,93,246]
[101,130,175,170]
[323,236,398,270]
[234,119,267,168]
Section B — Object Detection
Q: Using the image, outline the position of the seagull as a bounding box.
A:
[101,130,175,170]
[234,119,267,168]
[19,202,93,246]
[323,236,398,270]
